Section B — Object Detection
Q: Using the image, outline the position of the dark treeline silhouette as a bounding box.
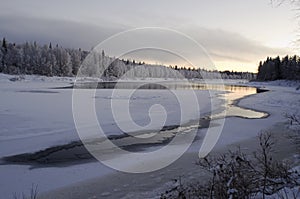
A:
[0,38,255,80]
[257,55,300,81]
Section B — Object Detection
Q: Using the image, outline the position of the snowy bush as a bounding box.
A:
[285,113,300,150]
[161,132,300,199]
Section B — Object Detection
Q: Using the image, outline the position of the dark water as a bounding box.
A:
[63,81,262,91]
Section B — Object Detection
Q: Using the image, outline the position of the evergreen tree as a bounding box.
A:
[257,55,300,81]
[2,38,7,52]
[0,39,257,80]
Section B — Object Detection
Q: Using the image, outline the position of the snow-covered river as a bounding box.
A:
[0,79,269,198]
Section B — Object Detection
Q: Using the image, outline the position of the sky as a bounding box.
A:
[0,0,298,72]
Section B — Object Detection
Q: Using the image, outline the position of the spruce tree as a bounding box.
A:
[2,38,7,52]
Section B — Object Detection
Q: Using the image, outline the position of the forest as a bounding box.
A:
[0,38,255,80]
[257,55,300,81]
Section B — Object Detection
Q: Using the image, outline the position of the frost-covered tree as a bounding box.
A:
[0,38,256,80]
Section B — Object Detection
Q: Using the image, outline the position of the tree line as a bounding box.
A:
[0,38,87,77]
[257,55,300,81]
[0,38,255,80]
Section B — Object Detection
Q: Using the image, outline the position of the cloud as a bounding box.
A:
[0,15,291,72]
[0,15,127,50]
[182,27,290,63]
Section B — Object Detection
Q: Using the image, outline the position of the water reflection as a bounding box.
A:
[71,81,268,119]
[210,86,268,119]
[179,83,268,119]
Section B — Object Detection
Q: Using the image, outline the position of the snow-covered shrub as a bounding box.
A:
[161,132,300,199]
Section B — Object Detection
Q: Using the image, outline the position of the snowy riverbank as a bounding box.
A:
[0,74,299,198]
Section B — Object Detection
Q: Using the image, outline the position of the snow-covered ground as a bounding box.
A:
[0,74,217,198]
[0,75,105,198]
[0,74,299,199]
